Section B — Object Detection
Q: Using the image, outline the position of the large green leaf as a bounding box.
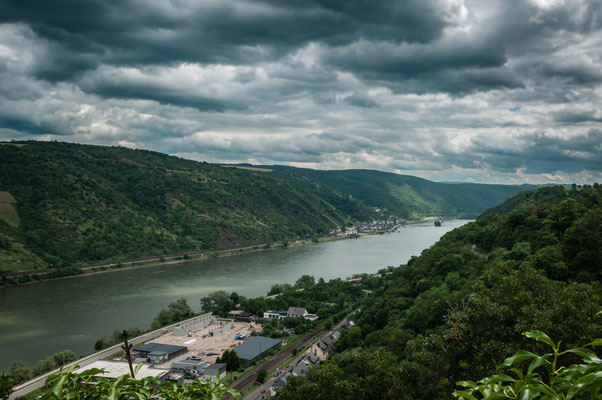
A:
[524,331,556,349]
[504,350,539,367]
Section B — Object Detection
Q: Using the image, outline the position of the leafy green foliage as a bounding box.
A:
[273,185,602,399]
[201,291,235,316]
[94,327,146,351]
[151,298,194,329]
[31,351,77,377]
[218,350,242,372]
[294,275,315,289]
[8,361,30,385]
[453,330,602,399]
[38,364,238,399]
[0,372,14,400]
[256,368,267,384]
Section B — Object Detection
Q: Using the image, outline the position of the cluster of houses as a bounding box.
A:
[329,216,401,237]
[263,307,318,321]
[269,319,355,396]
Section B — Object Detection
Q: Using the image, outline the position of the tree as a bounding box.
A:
[256,368,267,384]
[295,275,315,289]
[152,298,193,329]
[52,350,76,366]
[32,357,56,377]
[224,350,241,372]
[200,291,232,315]
[0,372,14,400]
[268,283,292,295]
[9,361,30,384]
[230,292,241,305]
[94,337,111,351]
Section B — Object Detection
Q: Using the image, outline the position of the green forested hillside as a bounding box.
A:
[0,141,367,271]
[274,185,602,399]
[0,141,533,272]
[264,166,536,219]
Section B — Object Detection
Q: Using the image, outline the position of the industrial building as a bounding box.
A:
[233,336,282,366]
[171,359,208,374]
[76,360,169,380]
[134,342,188,364]
[228,310,256,322]
[203,363,227,379]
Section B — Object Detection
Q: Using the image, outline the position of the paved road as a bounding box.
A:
[8,314,210,399]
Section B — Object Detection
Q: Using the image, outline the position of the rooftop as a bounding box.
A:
[134,342,187,355]
[173,359,206,367]
[205,363,226,371]
[76,360,168,380]
[234,336,281,361]
[287,307,307,316]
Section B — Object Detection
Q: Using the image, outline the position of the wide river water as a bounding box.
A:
[0,220,470,370]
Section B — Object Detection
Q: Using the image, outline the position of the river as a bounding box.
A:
[0,220,470,371]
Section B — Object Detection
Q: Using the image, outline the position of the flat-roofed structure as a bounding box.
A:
[134,342,187,364]
[172,359,208,373]
[233,336,282,366]
[203,363,226,379]
[76,360,169,380]
[263,310,287,320]
[228,310,255,322]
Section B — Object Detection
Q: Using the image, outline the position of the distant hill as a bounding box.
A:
[0,141,533,272]
[0,141,366,271]
[479,185,568,217]
[261,166,537,219]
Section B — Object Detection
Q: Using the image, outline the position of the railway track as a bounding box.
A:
[225,326,325,398]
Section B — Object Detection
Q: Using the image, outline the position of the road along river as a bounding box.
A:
[0,220,470,371]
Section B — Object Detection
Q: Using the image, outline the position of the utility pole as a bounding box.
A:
[121,330,136,379]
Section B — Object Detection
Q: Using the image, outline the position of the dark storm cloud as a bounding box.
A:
[0,0,450,80]
[554,110,602,125]
[0,0,601,183]
[344,93,380,108]
[468,130,602,174]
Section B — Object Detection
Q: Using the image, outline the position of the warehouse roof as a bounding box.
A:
[173,359,206,367]
[205,363,226,371]
[77,360,168,380]
[134,342,187,355]
[233,336,281,361]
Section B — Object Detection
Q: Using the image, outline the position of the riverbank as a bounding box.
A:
[0,219,470,370]
[1,220,411,287]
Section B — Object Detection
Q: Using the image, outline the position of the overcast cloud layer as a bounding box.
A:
[1,0,601,183]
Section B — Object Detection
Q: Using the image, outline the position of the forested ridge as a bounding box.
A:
[0,141,369,271]
[0,141,530,272]
[274,184,602,399]
[263,165,537,219]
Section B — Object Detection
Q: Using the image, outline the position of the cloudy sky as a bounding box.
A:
[1,0,601,183]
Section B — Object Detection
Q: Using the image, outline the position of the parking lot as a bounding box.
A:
[142,321,263,368]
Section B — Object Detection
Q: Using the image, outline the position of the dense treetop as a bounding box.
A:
[275,185,602,399]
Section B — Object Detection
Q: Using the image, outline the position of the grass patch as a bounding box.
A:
[0,203,20,227]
